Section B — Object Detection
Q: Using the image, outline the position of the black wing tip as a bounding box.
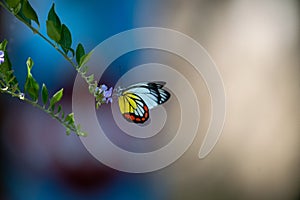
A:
[151,81,171,104]
[157,88,171,104]
[148,81,166,88]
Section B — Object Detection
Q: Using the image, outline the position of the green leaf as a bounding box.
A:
[10,83,20,93]
[46,20,61,42]
[76,43,85,65]
[5,0,21,14]
[0,40,19,91]
[21,0,39,27]
[41,83,48,105]
[66,128,71,135]
[61,111,65,119]
[26,56,34,71]
[0,39,8,50]
[89,85,95,94]
[24,74,39,101]
[59,24,72,54]
[50,88,63,107]
[80,65,88,75]
[5,0,20,10]
[87,74,94,83]
[17,9,31,24]
[96,101,100,109]
[76,124,87,137]
[47,3,61,27]
[14,0,35,24]
[64,113,74,124]
[24,57,39,101]
[78,131,87,137]
[79,50,93,67]
[50,104,55,112]
[57,104,62,114]
[7,73,16,84]
[12,2,22,14]
[46,3,62,42]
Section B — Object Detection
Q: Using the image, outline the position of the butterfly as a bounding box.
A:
[115,81,170,124]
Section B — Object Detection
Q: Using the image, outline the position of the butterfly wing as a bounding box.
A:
[118,81,170,124]
[124,82,170,109]
[118,92,149,123]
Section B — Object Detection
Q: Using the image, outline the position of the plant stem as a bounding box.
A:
[0,89,78,133]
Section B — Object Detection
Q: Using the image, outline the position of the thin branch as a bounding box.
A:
[0,88,79,133]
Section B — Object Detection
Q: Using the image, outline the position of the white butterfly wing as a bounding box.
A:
[124,82,170,110]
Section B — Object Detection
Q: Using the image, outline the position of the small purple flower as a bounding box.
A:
[0,50,4,64]
[96,84,113,104]
[104,87,113,98]
[100,84,108,92]
[106,97,113,104]
[103,87,113,104]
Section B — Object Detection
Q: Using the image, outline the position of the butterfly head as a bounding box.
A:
[113,86,124,97]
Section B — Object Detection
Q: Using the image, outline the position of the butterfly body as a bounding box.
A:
[116,81,170,124]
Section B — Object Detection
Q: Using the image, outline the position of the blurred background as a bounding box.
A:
[0,0,299,199]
